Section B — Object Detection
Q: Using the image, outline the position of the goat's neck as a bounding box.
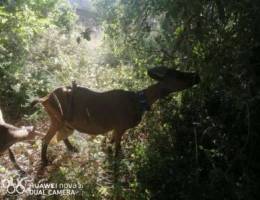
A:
[142,83,170,107]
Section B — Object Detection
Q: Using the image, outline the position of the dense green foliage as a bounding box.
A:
[0,0,76,120]
[0,0,259,199]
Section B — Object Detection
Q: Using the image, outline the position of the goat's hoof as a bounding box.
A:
[69,146,79,153]
[107,146,113,154]
[115,151,124,159]
[18,169,27,176]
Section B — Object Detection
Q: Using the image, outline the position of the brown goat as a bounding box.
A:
[0,109,42,173]
[32,67,200,166]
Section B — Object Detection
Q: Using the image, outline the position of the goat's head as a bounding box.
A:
[148,66,200,93]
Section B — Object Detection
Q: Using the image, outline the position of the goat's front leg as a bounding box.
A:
[42,124,58,167]
[8,149,25,175]
[63,138,79,153]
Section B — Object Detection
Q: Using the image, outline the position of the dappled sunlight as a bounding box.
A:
[1,0,259,199]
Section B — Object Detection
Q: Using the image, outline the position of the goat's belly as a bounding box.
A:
[70,122,110,135]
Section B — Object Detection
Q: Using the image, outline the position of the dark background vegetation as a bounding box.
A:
[0,0,259,199]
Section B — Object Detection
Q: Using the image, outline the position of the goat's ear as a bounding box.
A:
[148,67,168,81]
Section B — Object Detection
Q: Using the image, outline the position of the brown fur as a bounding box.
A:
[33,67,200,166]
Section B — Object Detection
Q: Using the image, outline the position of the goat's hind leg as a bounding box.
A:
[63,138,79,153]
[57,126,78,153]
[8,149,26,175]
[41,123,59,167]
